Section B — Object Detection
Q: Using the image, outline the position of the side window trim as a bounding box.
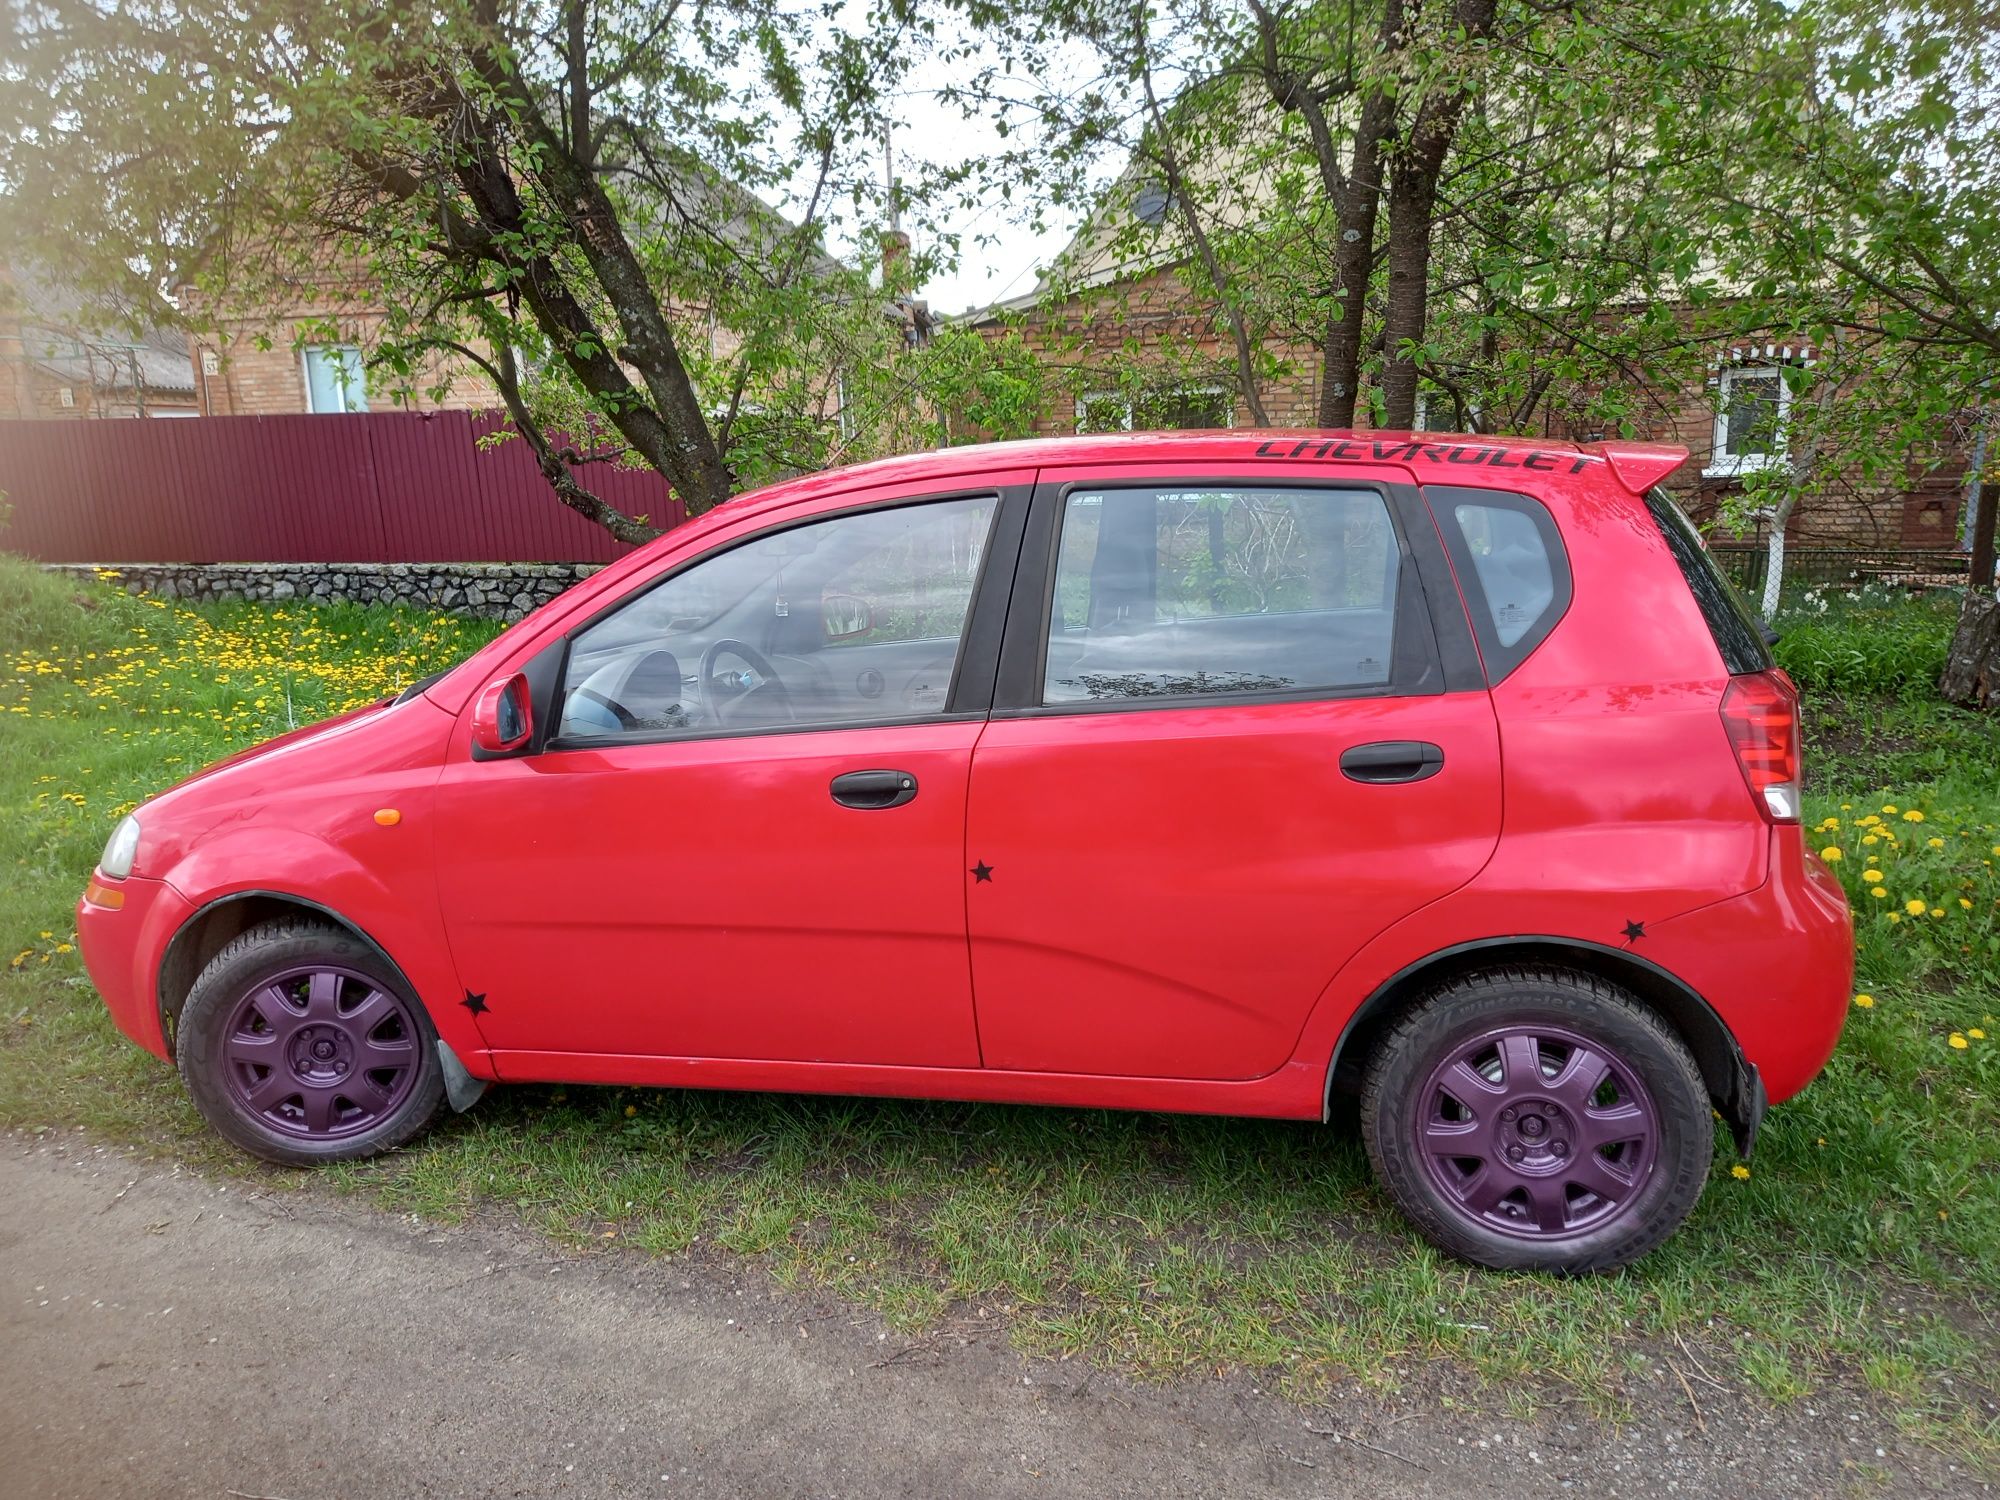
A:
[992,474,1446,717]
[541,485,1029,752]
[1424,484,1573,684]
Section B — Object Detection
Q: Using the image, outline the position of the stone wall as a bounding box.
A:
[44,561,604,620]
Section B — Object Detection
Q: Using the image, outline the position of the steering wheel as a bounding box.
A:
[697,638,798,726]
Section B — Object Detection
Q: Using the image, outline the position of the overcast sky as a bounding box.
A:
[889,84,1079,317]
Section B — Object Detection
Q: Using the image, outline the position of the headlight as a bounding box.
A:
[100,815,142,879]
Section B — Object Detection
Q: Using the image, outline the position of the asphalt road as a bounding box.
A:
[0,1133,1987,1499]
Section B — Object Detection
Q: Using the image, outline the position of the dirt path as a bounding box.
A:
[0,1134,1985,1499]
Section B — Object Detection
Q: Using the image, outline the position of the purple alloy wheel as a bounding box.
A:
[219,964,422,1141]
[1414,1022,1660,1241]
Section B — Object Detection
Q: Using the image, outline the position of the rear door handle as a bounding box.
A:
[829,769,919,810]
[1339,741,1445,784]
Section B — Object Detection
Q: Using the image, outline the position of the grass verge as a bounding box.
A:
[2,555,1995,1458]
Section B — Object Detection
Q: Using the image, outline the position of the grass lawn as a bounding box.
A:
[2,556,1995,1459]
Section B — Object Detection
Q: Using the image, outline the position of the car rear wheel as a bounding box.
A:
[1361,966,1712,1274]
[176,917,446,1165]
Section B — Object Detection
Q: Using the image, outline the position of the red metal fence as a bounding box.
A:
[0,411,685,564]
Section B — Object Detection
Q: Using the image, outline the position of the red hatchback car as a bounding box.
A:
[78,432,1853,1272]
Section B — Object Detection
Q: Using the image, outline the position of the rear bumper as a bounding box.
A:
[1649,827,1853,1107]
[76,872,192,1060]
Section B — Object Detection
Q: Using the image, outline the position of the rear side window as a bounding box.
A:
[1429,486,1571,681]
[1040,485,1420,705]
[1642,487,1775,675]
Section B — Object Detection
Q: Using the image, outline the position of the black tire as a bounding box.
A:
[1361,966,1712,1274]
[177,917,446,1166]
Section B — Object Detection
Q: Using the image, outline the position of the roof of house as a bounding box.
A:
[1,260,196,395]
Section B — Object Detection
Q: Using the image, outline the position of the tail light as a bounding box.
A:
[1719,670,1801,822]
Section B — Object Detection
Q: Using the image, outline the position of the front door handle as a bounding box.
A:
[829,769,919,810]
[1339,740,1445,785]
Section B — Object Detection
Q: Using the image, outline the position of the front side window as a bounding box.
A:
[557,493,997,741]
[1708,365,1790,474]
[1042,486,1401,704]
[303,345,368,413]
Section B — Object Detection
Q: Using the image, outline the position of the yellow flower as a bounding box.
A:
[1906,898,1928,915]
[1930,908,1945,919]
[1887,911,1901,922]
[1948,1033,1969,1050]
[1858,814,1881,827]
[624,1104,638,1117]
[1928,838,1945,849]
[1853,994,1875,1008]
[1883,805,1899,815]
[1960,898,1974,910]
[1970,1028,1988,1041]
[1902,809,1924,822]
[1730,1164,1751,1180]
[1871,887,1890,899]
[1820,846,1842,862]
[1862,868,1883,883]
[1863,834,1880,846]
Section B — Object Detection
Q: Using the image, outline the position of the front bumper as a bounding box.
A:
[76,872,193,1060]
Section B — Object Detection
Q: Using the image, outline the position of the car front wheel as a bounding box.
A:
[176,917,446,1165]
[1362,966,1713,1274]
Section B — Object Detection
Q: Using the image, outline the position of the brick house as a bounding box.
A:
[963,191,1973,559]
[0,264,199,420]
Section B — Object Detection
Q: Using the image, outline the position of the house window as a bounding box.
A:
[1076,385,1233,434]
[1707,366,1790,475]
[302,345,369,413]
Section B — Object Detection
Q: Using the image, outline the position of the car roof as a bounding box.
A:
[728,430,1689,523]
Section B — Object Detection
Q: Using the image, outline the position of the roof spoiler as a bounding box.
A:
[1594,442,1690,495]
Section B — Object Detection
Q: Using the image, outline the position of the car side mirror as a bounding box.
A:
[471,672,533,759]
[822,592,876,642]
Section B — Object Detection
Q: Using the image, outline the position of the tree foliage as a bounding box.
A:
[0,0,1010,536]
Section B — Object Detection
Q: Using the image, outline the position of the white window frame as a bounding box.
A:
[301,344,369,414]
[1075,383,1234,435]
[1706,365,1792,478]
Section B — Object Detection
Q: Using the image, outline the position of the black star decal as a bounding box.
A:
[461,989,489,1016]
[970,861,994,883]
[1621,921,1646,942]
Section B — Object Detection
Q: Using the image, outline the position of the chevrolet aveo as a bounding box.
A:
[78,432,1853,1273]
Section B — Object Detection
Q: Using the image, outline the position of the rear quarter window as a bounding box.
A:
[1642,487,1775,676]
[1428,486,1572,682]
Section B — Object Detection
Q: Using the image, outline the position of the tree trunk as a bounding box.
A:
[1375,0,1497,431]
[1941,426,1999,709]
[1940,593,2000,711]
[1321,84,1395,428]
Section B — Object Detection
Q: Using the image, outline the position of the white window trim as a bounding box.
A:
[1705,365,1792,478]
[1075,383,1235,435]
[301,344,369,415]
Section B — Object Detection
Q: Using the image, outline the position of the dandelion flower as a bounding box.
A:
[1862,868,1884,883]
[1906,898,1928,915]
[1903,809,1924,822]
[1730,1164,1751,1180]
[1883,805,1899,815]
[1853,994,1875,1009]
[1820,846,1842,862]
[1970,1028,1987,1041]
[1948,1033,1969,1050]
